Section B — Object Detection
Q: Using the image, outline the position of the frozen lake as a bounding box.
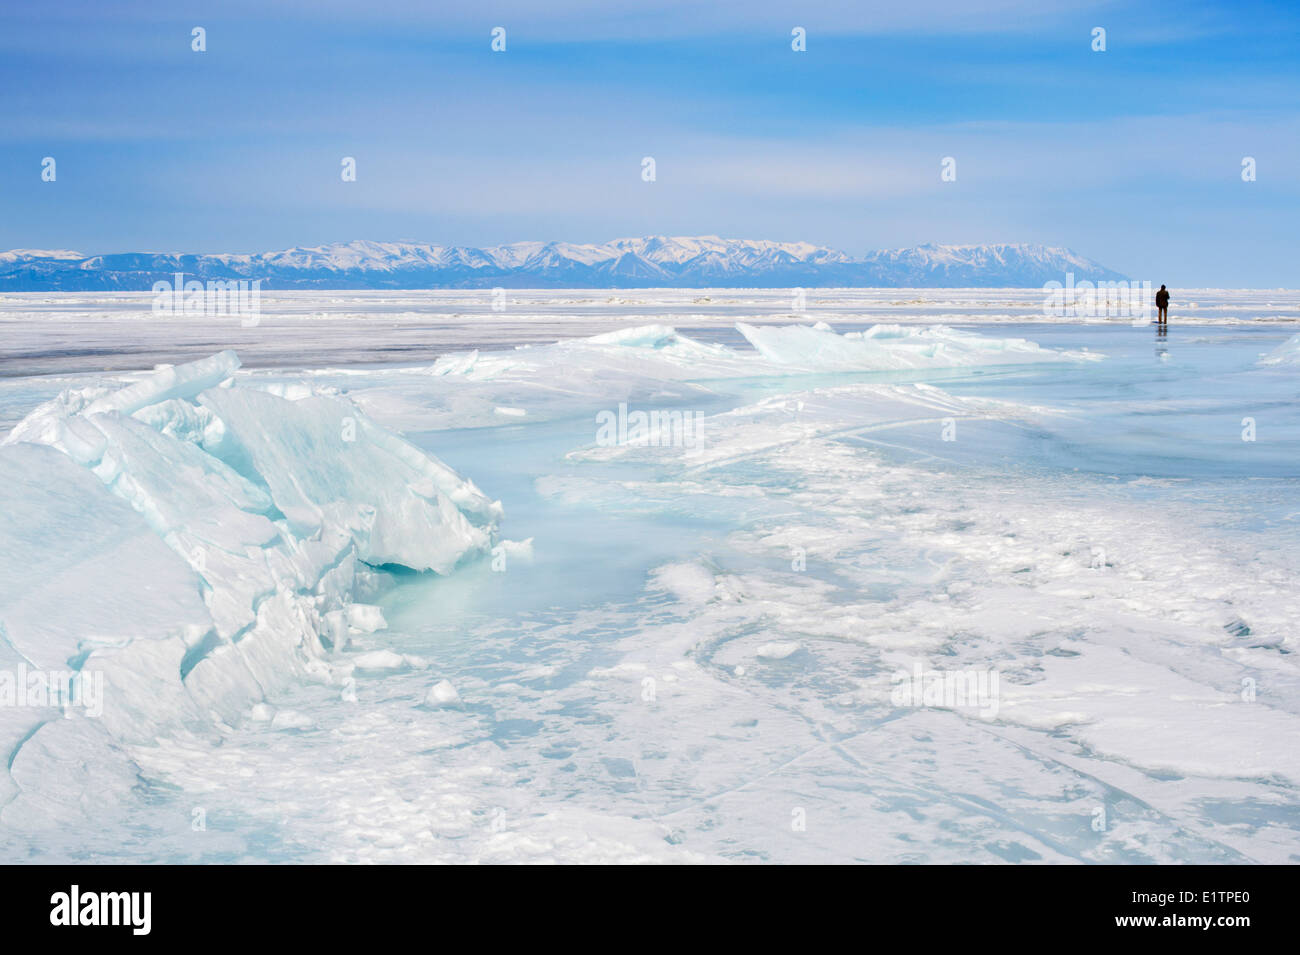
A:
[0,290,1297,863]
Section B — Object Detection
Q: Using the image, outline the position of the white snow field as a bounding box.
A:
[0,290,1298,863]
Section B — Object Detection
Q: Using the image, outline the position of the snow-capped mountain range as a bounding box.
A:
[0,237,1127,290]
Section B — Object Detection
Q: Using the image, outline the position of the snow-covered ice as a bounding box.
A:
[0,292,1298,864]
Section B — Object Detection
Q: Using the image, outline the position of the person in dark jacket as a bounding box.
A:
[1156,285,1170,324]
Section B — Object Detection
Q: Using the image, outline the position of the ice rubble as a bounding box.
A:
[336,322,1101,434]
[0,351,501,804]
[551,321,1098,377]
[1259,332,1300,366]
[421,321,1096,389]
[736,321,1101,371]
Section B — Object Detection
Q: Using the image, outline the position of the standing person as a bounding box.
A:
[1156,284,1170,324]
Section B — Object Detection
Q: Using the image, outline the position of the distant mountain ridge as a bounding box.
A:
[0,237,1128,290]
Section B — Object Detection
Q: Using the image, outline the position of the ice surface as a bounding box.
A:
[8,286,1297,384]
[1,297,1298,864]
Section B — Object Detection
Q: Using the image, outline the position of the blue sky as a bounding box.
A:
[2,0,1298,285]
